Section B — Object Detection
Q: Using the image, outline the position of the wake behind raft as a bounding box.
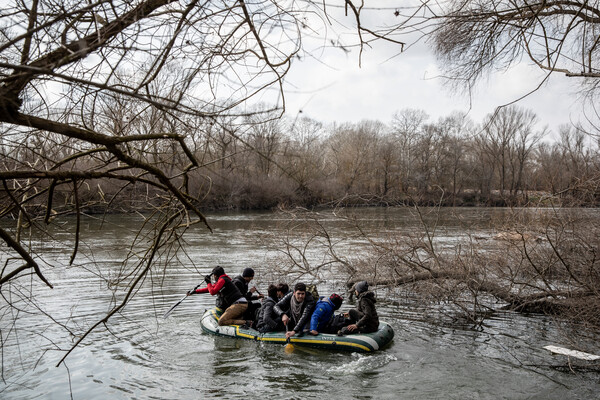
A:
[200,308,395,352]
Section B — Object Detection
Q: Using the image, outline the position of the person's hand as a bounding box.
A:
[282,314,289,325]
[249,287,256,293]
[187,283,201,296]
[286,330,296,339]
[257,293,264,299]
[204,274,212,284]
[309,330,318,336]
[346,324,358,332]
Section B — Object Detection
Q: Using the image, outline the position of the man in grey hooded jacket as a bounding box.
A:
[338,281,379,335]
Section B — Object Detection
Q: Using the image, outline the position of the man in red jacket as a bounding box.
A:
[189,266,249,326]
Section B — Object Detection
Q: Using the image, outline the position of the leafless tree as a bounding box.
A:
[428,0,600,90]
[476,106,544,204]
[325,120,383,196]
[374,132,399,198]
[532,124,600,205]
[243,105,285,178]
[391,109,430,195]
[436,112,475,205]
[283,116,328,199]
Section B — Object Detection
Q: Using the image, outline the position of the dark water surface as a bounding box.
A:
[1,208,599,399]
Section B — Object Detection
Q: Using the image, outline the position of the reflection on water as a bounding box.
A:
[1,208,599,399]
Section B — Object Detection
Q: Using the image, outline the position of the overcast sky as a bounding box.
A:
[279,17,585,135]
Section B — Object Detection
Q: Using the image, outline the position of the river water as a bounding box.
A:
[1,208,599,399]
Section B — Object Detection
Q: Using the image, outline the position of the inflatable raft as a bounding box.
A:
[199,308,394,352]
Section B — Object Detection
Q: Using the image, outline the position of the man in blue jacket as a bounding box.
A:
[309,293,343,335]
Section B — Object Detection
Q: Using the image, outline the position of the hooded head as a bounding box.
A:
[211,265,225,278]
[242,267,254,278]
[354,281,369,294]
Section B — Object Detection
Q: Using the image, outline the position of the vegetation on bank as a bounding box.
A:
[2,105,599,216]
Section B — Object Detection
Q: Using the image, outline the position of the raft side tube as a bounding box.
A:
[199,308,394,352]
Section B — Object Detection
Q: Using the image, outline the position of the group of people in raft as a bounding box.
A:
[188,266,379,338]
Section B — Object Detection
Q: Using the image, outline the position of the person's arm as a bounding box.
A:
[249,288,262,301]
[205,277,225,296]
[188,276,211,295]
[273,292,291,317]
[263,301,279,329]
[310,303,324,332]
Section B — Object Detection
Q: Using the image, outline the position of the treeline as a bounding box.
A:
[1,104,599,215]
[195,105,600,209]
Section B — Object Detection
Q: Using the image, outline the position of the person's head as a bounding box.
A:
[211,265,225,279]
[267,284,278,299]
[293,282,306,303]
[242,267,254,283]
[276,283,289,299]
[354,281,368,295]
[329,293,343,310]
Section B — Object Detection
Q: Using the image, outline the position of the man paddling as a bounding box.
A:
[188,266,250,327]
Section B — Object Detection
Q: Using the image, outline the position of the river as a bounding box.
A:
[1,208,599,399]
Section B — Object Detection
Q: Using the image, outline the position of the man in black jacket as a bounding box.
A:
[274,282,316,339]
[232,267,263,321]
[232,268,262,300]
[255,284,284,333]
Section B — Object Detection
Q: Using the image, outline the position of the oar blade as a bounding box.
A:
[284,342,295,354]
[163,295,188,319]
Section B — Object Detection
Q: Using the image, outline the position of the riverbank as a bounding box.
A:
[2,187,597,220]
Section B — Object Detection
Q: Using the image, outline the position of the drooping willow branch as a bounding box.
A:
[0,226,53,288]
[69,179,81,266]
[55,210,180,367]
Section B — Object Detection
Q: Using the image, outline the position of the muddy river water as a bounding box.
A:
[2,208,599,399]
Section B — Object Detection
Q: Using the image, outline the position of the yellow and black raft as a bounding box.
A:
[200,308,395,352]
